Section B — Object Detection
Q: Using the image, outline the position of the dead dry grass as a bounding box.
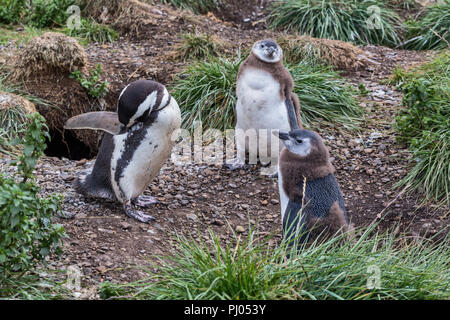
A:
[277,34,377,71]
[10,32,88,80]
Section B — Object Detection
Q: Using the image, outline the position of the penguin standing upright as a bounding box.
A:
[275,129,352,246]
[65,80,181,223]
[226,39,302,173]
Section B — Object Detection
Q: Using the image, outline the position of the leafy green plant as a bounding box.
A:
[401,0,450,50]
[70,64,109,98]
[27,0,77,28]
[393,52,450,205]
[100,226,450,300]
[0,0,79,28]
[0,113,65,276]
[0,0,27,24]
[160,0,220,14]
[268,0,401,46]
[172,57,362,132]
[66,18,118,44]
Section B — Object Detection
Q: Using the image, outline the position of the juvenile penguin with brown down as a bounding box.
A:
[226,39,302,173]
[276,129,353,247]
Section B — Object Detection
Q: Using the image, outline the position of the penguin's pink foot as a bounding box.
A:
[123,202,155,223]
[132,195,159,208]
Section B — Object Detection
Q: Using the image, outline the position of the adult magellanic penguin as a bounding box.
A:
[275,129,353,247]
[65,80,181,223]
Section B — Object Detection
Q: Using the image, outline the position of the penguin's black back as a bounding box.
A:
[283,173,347,244]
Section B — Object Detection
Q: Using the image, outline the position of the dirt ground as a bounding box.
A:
[0,0,448,298]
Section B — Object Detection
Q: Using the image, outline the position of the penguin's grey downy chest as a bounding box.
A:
[110,98,181,203]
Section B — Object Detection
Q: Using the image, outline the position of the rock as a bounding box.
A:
[186,213,197,222]
[120,222,132,230]
[235,226,245,233]
[76,159,87,166]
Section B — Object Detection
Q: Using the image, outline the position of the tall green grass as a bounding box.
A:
[100,226,450,300]
[401,0,450,50]
[268,0,401,46]
[171,57,362,132]
[175,32,223,61]
[392,52,450,205]
[0,74,55,155]
[66,18,119,44]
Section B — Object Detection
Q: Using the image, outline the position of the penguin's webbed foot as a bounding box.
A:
[132,195,159,208]
[123,202,155,223]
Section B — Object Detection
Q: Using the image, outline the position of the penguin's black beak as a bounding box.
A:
[267,47,276,56]
[276,130,290,141]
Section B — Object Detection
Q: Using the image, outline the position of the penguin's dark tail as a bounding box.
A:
[74,173,115,201]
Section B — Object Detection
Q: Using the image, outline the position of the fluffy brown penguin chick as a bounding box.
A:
[225,39,303,173]
[276,129,353,247]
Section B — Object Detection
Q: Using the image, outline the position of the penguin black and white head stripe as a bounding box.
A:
[252,39,283,63]
[276,129,353,249]
[225,39,302,173]
[64,80,181,223]
[117,80,171,128]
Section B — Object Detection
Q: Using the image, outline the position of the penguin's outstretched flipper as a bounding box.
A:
[64,111,122,135]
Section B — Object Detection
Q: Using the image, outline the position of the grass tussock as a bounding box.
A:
[10,32,88,80]
[174,32,225,61]
[277,34,376,71]
[172,57,362,132]
[268,0,401,46]
[402,0,450,50]
[160,0,220,14]
[99,227,450,300]
[0,92,36,155]
[66,18,119,44]
[391,52,450,205]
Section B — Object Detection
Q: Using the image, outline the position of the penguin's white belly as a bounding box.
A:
[278,167,289,223]
[236,68,290,132]
[111,99,181,202]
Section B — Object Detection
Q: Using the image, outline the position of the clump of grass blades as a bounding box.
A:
[268,0,401,46]
[0,270,72,299]
[392,52,450,205]
[160,0,220,14]
[171,56,239,131]
[171,57,362,132]
[401,0,450,50]
[0,74,54,155]
[174,32,223,61]
[99,226,450,300]
[66,18,119,44]
[385,0,420,12]
[0,105,29,155]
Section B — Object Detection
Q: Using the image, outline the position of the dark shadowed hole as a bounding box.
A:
[44,129,93,160]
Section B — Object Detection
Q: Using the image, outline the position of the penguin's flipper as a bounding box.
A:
[285,97,300,130]
[64,112,121,135]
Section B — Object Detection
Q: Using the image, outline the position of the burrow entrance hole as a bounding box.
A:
[44,129,94,160]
